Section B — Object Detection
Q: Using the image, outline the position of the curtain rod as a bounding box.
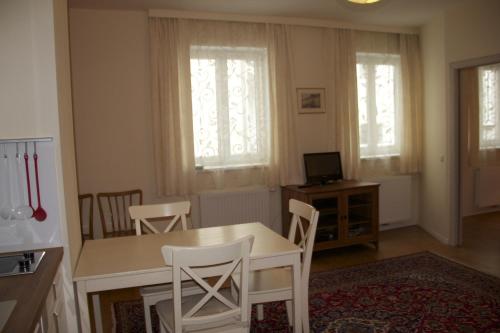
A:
[148,9,419,35]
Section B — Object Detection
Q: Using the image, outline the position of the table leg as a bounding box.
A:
[292,255,302,333]
[76,281,91,333]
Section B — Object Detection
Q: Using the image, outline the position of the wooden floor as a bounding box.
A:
[95,212,500,332]
[312,211,500,278]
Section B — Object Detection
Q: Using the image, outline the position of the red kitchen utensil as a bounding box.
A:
[32,143,47,222]
[24,144,35,216]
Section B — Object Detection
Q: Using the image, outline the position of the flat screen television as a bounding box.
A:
[304,152,343,185]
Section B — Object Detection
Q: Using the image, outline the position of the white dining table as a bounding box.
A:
[73,222,304,333]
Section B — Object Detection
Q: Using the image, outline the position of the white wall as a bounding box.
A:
[420,0,500,243]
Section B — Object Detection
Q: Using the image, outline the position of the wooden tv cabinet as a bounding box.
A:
[282,181,380,251]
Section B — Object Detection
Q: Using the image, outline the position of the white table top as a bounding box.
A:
[74,222,301,281]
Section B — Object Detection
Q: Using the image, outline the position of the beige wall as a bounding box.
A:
[420,0,500,243]
[291,26,332,154]
[420,14,451,243]
[70,9,156,204]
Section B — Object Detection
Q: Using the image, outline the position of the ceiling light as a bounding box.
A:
[348,0,381,4]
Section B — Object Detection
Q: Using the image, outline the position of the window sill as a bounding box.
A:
[360,154,400,160]
[195,163,268,173]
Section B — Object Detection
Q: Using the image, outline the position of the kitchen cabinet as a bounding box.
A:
[282,181,379,251]
[42,265,66,333]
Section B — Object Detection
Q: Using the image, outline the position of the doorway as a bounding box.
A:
[454,54,500,247]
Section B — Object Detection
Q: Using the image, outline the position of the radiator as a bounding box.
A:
[475,167,500,207]
[199,187,270,228]
[375,176,412,225]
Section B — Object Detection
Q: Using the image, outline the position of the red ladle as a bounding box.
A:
[32,145,47,222]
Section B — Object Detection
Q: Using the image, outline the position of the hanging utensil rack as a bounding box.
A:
[0,137,53,144]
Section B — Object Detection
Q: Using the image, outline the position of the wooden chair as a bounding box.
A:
[97,189,142,238]
[156,235,254,333]
[129,201,201,333]
[78,193,94,241]
[231,199,319,332]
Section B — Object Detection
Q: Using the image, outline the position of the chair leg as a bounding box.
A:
[302,296,310,333]
[285,300,293,326]
[143,300,153,333]
[256,304,264,321]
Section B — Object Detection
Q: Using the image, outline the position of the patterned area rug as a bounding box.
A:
[113,252,500,333]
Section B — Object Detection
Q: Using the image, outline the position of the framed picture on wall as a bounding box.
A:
[297,88,326,114]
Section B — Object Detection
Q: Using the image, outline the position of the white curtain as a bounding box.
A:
[149,17,301,195]
[478,63,500,166]
[325,28,360,180]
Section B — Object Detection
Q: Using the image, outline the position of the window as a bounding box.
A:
[190,45,270,169]
[479,63,500,149]
[356,52,402,158]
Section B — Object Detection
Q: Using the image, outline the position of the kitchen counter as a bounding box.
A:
[0,247,63,333]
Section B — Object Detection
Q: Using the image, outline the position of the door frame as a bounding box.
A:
[450,53,500,246]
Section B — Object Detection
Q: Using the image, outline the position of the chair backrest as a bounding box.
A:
[129,201,191,235]
[97,189,143,237]
[161,235,254,333]
[78,193,94,241]
[287,199,319,287]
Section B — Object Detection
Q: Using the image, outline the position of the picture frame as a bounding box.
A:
[297,88,326,114]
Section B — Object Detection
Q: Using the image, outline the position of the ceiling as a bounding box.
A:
[68,0,469,28]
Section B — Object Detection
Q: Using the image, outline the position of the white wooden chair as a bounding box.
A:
[156,235,254,333]
[129,201,202,333]
[231,199,319,333]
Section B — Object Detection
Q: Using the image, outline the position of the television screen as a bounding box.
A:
[304,152,343,185]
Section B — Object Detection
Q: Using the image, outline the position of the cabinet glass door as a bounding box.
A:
[311,196,340,243]
[346,192,373,239]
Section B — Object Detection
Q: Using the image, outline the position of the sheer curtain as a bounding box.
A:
[463,63,500,167]
[325,28,360,180]
[149,17,301,195]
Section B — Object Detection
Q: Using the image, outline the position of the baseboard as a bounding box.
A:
[379,220,416,231]
[419,224,450,245]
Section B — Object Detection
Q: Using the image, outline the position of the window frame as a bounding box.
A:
[478,64,500,150]
[356,52,403,159]
[190,45,271,169]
